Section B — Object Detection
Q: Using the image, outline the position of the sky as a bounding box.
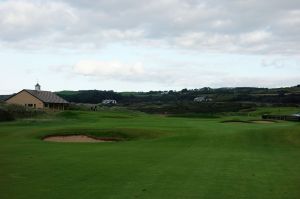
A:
[0,0,300,94]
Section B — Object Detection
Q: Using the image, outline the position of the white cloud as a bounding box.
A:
[239,30,272,44]
[74,60,144,78]
[71,59,300,89]
[211,20,233,28]
[262,58,285,69]
[72,59,222,86]
[173,30,272,53]
[174,32,233,48]
[279,9,300,26]
[215,75,300,88]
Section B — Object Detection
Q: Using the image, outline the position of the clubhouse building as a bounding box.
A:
[5,84,69,110]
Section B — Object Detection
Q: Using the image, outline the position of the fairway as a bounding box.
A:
[1,111,300,199]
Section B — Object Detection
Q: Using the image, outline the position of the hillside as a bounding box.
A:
[0,95,11,102]
[56,85,300,105]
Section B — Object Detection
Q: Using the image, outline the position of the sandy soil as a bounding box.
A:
[43,135,115,143]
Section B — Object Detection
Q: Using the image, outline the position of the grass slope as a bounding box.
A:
[0,110,300,199]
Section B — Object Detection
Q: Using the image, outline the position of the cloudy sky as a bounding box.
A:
[0,0,300,94]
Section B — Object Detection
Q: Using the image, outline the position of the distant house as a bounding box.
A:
[194,96,212,102]
[161,91,169,95]
[102,99,117,105]
[292,113,300,117]
[5,84,69,110]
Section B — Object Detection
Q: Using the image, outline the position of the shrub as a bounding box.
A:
[130,102,256,114]
[0,108,15,121]
[0,104,44,120]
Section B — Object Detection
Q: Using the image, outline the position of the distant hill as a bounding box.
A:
[56,85,300,105]
[56,90,121,104]
[0,95,11,102]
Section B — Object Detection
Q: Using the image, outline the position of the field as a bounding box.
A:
[0,108,300,199]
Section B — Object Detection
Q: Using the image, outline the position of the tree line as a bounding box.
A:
[56,86,300,105]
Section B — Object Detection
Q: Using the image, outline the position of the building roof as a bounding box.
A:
[5,89,68,104]
[24,90,69,104]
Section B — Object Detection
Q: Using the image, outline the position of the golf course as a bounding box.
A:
[0,108,300,199]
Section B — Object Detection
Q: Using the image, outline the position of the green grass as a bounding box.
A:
[0,110,300,199]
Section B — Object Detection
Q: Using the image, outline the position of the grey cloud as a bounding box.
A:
[0,1,77,40]
[0,0,300,54]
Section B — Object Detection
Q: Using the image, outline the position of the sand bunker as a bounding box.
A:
[225,122,249,124]
[222,120,276,124]
[43,135,119,143]
[222,120,250,124]
[251,120,276,124]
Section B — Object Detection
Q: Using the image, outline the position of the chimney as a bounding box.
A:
[35,83,41,91]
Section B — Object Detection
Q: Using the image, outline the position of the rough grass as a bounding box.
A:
[247,107,300,116]
[0,110,300,199]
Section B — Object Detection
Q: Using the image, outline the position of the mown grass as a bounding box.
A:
[0,109,300,199]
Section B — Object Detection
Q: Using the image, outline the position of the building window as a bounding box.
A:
[28,104,33,107]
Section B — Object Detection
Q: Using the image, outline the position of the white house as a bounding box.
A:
[292,113,300,117]
[194,96,212,102]
[102,99,117,105]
